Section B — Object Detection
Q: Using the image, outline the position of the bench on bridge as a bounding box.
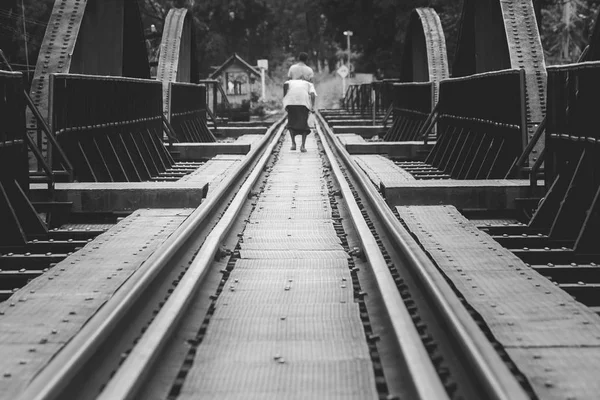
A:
[50,74,210,183]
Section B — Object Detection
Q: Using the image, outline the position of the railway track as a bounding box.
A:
[12,116,533,400]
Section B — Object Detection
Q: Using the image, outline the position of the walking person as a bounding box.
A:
[283,79,317,152]
[288,52,314,82]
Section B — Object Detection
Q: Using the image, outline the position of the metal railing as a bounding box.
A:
[423,69,525,179]
[383,82,434,142]
[167,82,216,142]
[198,79,232,127]
[523,60,600,255]
[50,73,174,182]
[0,50,73,186]
[0,70,49,245]
[343,83,373,115]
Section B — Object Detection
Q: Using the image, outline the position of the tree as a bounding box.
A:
[540,0,600,64]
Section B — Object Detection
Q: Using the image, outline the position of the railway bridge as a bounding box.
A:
[1,1,600,399]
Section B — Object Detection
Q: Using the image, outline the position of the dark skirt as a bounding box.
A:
[286,105,311,136]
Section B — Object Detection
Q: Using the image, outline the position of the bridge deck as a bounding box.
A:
[351,153,536,209]
[397,205,600,400]
[0,208,192,398]
[179,154,245,196]
[178,134,379,399]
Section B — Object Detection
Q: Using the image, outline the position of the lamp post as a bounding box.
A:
[343,30,353,75]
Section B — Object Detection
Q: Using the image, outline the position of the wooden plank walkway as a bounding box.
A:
[178,134,379,399]
[235,134,265,146]
[397,205,600,400]
[178,154,245,195]
[352,154,415,186]
[336,133,366,145]
[0,209,192,399]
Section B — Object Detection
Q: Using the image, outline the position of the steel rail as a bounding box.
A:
[97,122,286,399]
[315,123,449,399]
[315,111,530,400]
[17,115,287,400]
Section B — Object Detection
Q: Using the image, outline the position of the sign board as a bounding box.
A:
[257,59,268,70]
[337,65,349,78]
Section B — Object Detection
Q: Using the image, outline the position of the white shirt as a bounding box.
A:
[283,80,317,110]
[288,62,314,82]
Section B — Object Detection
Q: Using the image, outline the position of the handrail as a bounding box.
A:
[24,91,74,178]
[529,146,546,189]
[22,130,55,189]
[205,106,218,128]
[505,116,546,179]
[216,81,232,121]
[382,103,394,128]
[416,101,441,144]
[161,114,179,146]
[0,49,73,185]
[198,79,233,123]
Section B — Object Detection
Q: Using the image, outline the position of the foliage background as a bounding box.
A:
[1,0,600,104]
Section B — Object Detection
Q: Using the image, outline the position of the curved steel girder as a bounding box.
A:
[156,8,198,117]
[452,0,546,166]
[400,8,449,84]
[400,8,449,105]
[28,0,150,129]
